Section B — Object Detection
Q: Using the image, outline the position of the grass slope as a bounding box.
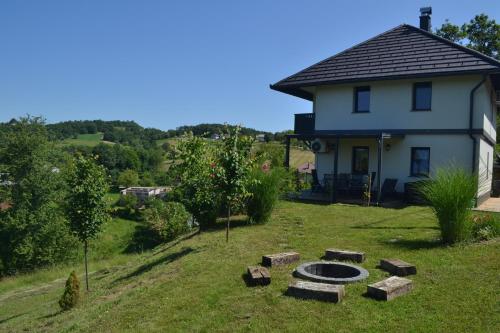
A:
[1,202,499,332]
[60,133,112,147]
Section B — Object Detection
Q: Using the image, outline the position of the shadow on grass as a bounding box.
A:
[0,312,27,324]
[114,246,197,283]
[202,217,253,233]
[381,238,443,250]
[352,226,439,230]
[37,310,63,320]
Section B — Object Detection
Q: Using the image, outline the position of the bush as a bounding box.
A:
[419,167,477,244]
[59,271,80,311]
[247,167,285,224]
[144,200,191,241]
[471,214,500,241]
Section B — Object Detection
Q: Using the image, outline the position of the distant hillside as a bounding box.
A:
[45,120,281,146]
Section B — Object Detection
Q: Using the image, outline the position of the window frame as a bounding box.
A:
[412,82,432,111]
[410,147,430,177]
[353,86,371,113]
[352,146,370,175]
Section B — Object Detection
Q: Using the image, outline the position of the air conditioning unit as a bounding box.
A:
[311,139,329,153]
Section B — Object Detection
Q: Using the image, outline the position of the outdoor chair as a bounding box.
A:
[380,178,398,202]
[311,169,323,193]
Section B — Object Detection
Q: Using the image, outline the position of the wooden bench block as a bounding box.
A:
[367,276,413,301]
[325,248,365,263]
[287,280,345,303]
[380,259,416,276]
[247,266,271,285]
[262,252,300,267]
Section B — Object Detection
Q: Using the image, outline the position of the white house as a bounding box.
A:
[120,187,169,202]
[271,9,500,206]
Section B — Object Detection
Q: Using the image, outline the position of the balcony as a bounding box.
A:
[294,113,315,134]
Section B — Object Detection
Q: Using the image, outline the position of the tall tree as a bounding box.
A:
[66,155,109,291]
[215,126,254,242]
[435,14,500,59]
[0,117,76,274]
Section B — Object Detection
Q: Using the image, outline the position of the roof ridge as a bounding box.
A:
[402,24,500,67]
[271,24,407,87]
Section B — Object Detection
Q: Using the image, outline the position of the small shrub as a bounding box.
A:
[247,167,285,224]
[59,271,80,311]
[471,214,500,241]
[144,200,191,241]
[419,167,477,244]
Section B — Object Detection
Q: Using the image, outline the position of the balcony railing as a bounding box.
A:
[294,113,315,134]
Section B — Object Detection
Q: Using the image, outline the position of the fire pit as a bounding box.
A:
[294,261,369,284]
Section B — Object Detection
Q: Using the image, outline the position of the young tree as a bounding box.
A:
[215,126,254,242]
[435,14,500,59]
[173,133,220,229]
[66,155,109,291]
[117,169,139,188]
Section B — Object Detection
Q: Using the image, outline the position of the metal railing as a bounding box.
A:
[294,113,315,134]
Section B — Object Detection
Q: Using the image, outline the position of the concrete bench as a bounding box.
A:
[262,252,300,267]
[287,280,345,303]
[325,248,365,263]
[246,266,271,286]
[380,259,416,276]
[367,276,413,301]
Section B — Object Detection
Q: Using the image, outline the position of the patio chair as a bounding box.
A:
[380,178,398,201]
[349,174,366,194]
[337,173,350,194]
[311,169,323,193]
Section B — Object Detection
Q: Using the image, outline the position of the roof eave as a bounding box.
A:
[269,84,313,101]
[272,69,500,92]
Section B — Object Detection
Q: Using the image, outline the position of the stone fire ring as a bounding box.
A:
[294,261,369,284]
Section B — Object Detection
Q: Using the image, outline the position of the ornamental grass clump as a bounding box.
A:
[59,271,80,311]
[419,167,477,244]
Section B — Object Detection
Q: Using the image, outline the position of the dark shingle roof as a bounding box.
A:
[271,24,500,100]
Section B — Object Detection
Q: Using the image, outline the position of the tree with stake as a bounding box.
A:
[66,155,109,291]
[215,126,254,242]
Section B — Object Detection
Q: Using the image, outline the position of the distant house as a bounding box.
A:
[211,134,220,140]
[120,187,169,202]
[256,134,266,142]
[271,8,500,206]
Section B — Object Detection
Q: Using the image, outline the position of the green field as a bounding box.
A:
[60,133,112,147]
[1,201,498,332]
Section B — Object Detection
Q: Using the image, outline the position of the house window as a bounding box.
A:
[352,146,369,174]
[410,147,430,177]
[354,86,370,113]
[413,82,432,111]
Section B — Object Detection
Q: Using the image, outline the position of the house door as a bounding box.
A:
[352,146,369,174]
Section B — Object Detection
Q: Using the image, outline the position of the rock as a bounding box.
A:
[324,248,365,263]
[380,259,416,276]
[246,266,271,286]
[262,252,300,267]
[367,276,413,301]
[287,280,345,303]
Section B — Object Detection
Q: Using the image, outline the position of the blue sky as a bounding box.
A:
[1,1,498,132]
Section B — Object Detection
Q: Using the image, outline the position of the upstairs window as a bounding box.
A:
[410,147,430,177]
[354,86,370,113]
[413,82,432,111]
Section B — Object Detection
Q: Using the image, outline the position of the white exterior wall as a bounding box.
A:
[310,74,496,199]
[314,75,483,130]
[477,138,494,199]
[315,135,474,193]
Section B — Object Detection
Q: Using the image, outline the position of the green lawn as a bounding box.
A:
[60,133,113,147]
[0,202,499,332]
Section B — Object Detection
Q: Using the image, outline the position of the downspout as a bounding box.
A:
[469,75,487,173]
